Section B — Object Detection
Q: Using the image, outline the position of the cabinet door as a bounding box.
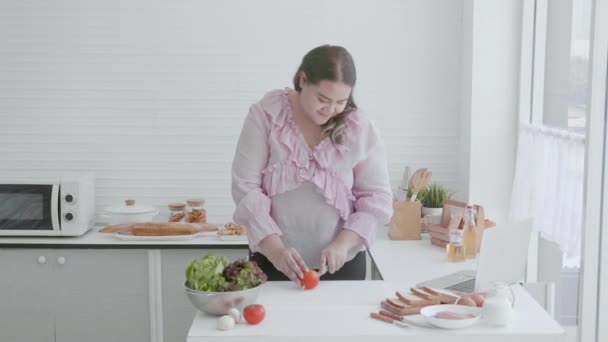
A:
[0,249,55,342]
[161,249,247,342]
[53,249,150,342]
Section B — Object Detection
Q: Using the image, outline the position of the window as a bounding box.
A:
[542,0,592,133]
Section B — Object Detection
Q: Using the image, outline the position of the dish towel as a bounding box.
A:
[509,123,585,268]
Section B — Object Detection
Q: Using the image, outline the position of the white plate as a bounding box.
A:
[113,232,205,241]
[420,304,481,329]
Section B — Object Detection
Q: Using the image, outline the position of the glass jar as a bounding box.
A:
[462,205,478,259]
[446,229,465,262]
[167,203,186,222]
[421,214,432,233]
[482,281,515,326]
[186,198,207,223]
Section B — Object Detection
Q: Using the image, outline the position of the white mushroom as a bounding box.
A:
[217,315,236,331]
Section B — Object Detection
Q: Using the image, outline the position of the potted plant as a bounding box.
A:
[418,183,454,224]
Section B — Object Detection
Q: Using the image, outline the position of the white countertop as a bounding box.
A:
[187,281,564,342]
[0,226,249,247]
[187,225,565,341]
[369,225,478,286]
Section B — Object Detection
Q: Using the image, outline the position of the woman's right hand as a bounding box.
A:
[268,247,309,284]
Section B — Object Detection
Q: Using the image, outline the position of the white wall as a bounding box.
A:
[461,0,522,224]
[0,0,465,222]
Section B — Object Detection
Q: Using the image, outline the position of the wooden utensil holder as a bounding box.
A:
[388,200,422,240]
[427,200,495,251]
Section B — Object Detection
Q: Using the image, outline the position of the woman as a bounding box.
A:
[231,45,392,283]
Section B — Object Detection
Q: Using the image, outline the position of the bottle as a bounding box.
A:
[167,203,186,222]
[462,204,478,259]
[446,228,465,262]
[482,281,515,326]
[186,198,207,223]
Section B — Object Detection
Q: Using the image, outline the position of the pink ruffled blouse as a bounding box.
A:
[231,88,393,267]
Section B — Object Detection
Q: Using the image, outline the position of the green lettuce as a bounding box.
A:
[185,254,228,291]
[185,254,267,292]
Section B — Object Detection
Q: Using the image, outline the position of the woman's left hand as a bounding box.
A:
[319,242,349,275]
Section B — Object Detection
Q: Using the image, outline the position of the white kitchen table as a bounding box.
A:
[186,226,565,342]
[187,280,564,342]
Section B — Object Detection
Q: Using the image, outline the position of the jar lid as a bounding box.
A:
[187,198,205,206]
[106,199,156,214]
[168,203,186,210]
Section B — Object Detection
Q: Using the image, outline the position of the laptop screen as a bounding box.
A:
[475,219,533,291]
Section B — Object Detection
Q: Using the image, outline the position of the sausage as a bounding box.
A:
[381,301,422,316]
[396,291,441,306]
[386,298,406,309]
[379,310,403,321]
[410,288,437,301]
[421,287,460,304]
[370,312,393,324]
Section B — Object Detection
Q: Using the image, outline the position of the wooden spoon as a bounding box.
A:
[409,168,432,202]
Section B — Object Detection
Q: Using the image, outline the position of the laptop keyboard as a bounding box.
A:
[446,278,475,293]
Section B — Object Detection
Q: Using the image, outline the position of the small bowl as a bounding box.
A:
[102,199,158,225]
[420,304,481,329]
[184,282,263,316]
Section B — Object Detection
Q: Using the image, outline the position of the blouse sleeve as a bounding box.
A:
[343,122,393,247]
[231,104,283,247]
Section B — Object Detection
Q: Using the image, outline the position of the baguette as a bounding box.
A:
[99,223,132,234]
[131,225,196,236]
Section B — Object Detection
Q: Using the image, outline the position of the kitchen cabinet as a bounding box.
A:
[0,249,55,342]
[0,249,150,342]
[161,249,247,342]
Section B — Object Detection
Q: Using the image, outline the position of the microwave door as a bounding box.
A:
[50,184,59,230]
[0,184,59,231]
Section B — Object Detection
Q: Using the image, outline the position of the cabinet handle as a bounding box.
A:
[37,256,46,264]
[57,256,66,265]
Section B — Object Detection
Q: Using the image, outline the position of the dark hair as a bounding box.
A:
[292,45,357,144]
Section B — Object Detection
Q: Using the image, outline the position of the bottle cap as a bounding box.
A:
[187,198,205,206]
[168,203,186,210]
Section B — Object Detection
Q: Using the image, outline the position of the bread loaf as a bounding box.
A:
[100,222,219,236]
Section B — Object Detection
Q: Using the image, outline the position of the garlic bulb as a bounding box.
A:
[217,315,236,331]
[227,308,242,323]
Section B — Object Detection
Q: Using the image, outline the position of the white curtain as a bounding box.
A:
[509,123,585,268]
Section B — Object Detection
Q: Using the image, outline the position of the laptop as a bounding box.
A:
[416,219,533,293]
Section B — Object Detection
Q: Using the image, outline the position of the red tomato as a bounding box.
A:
[300,269,320,290]
[243,304,265,325]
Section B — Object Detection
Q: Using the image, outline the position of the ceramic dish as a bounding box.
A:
[420,304,481,329]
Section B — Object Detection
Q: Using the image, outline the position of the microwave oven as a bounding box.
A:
[0,173,95,236]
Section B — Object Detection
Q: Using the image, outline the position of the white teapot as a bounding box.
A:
[481,281,515,326]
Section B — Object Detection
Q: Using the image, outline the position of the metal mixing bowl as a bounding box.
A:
[184,283,264,316]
